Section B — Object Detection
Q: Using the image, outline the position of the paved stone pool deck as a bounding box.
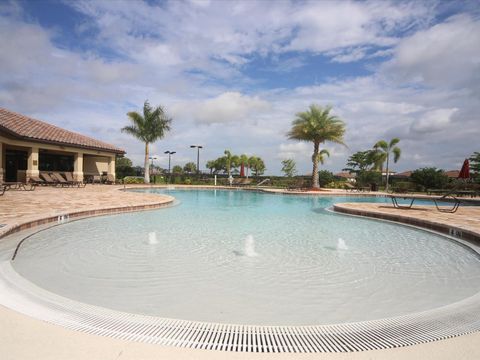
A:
[0,185,479,359]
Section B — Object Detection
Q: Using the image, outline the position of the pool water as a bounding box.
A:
[11,189,480,325]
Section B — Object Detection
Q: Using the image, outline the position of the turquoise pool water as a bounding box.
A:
[11,189,480,325]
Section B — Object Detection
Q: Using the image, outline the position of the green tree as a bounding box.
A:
[411,167,448,191]
[121,100,172,183]
[224,150,239,176]
[343,150,377,174]
[249,156,266,176]
[287,104,346,189]
[469,152,480,178]
[372,138,401,191]
[281,159,297,177]
[115,156,135,179]
[172,165,183,174]
[183,162,197,174]
[318,170,334,187]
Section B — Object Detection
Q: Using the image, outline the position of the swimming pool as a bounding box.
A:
[8,189,480,327]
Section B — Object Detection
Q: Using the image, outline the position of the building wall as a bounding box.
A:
[83,156,109,175]
[0,134,118,182]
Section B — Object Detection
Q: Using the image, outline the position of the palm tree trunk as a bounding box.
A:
[144,142,150,184]
[385,154,390,192]
[312,141,320,189]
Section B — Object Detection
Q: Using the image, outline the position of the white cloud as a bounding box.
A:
[172,92,270,124]
[410,108,458,133]
[383,14,480,88]
[278,142,311,160]
[0,0,478,175]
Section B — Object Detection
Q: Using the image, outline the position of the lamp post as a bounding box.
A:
[148,156,158,184]
[190,145,203,174]
[164,151,176,174]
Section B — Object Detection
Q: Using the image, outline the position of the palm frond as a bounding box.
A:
[393,147,401,162]
[389,138,400,148]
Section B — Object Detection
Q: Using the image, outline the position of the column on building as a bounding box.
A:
[73,152,84,182]
[108,155,116,182]
[0,142,4,183]
[26,146,40,182]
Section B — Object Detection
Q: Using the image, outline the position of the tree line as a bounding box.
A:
[206,150,266,176]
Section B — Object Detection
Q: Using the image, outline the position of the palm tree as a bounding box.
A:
[122,101,172,183]
[287,104,346,189]
[372,138,401,192]
[224,150,239,177]
[317,149,330,166]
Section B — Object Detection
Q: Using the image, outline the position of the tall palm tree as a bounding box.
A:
[224,150,239,177]
[122,101,172,183]
[372,138,401,192]
[287,104,346,189]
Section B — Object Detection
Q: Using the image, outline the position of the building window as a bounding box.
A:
[39,153,74,172]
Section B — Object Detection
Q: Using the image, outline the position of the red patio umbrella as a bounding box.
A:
[240,162,245,177]
[458,159,470,179]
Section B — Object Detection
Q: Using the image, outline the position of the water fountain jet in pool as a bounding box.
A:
[337,238,348,250]
[147,232,158,245]
[244,235,258,257]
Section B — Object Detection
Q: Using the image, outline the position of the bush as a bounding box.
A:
[123,176,145,184]
[392,181,412,193]
[356,170,381,187]
[411,167,448,191]
[318,170,334,187]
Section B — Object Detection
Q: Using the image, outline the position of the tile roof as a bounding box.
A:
[392,170,412,178]
[0,108,124,153]
[445,170,460,178]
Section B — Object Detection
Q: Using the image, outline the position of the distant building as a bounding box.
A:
[445,170,460,178]
[334,172,356,182]
[0,108,124,183]
[391,170,412,179]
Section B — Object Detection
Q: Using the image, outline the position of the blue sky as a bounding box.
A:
[1,0,479,174]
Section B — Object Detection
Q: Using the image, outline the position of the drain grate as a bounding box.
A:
[1,261,479,353]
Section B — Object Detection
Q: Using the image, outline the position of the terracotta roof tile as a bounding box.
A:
[0,108,124,153]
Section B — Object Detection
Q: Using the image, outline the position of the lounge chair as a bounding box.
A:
[92,175,102,184]
[40,173,60,186]
[1,181,36,191]
[64,172,86,187]
[287,178,308,191]
[51,172,78,187]
[105,174,115,185]
[388,194,480,213]
[29,176,45,186]
[344,182,357,192]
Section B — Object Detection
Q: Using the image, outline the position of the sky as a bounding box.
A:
[0,0,479,175]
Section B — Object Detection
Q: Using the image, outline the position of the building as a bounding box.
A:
[0,108,124,183]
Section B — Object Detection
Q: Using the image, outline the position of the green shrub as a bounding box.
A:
[123,176,145,184]
[356,170,381,187]
[411,167,448,191]
[318,170,334,187]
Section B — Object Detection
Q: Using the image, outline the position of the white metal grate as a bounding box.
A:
[1,261,479,353]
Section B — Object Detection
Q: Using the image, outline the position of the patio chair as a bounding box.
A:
[63,172,86,187]
[105,174,116,185]
[344,182,357,192]
[92,175,102,184]
[40,173,59,186]
[287,178,308,191]
[51,172,77,187]
[29,176,45,186]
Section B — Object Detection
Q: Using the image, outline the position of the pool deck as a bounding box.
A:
[1,184,479,359]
